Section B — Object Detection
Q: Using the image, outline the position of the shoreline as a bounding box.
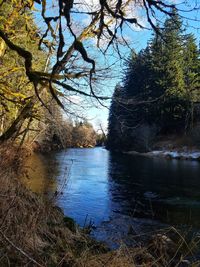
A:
[125,149,200,161]
[1,144,200,266]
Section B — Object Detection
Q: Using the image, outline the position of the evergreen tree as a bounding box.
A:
[107,11,200,152]
[182,33,200,128]
[157,11,187,132]
[107,84,125,150]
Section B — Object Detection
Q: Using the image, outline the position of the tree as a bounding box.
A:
[0,0,198,143]
[71,121,96,147]
[107,10,200,152]
[182,33,200,128]
[159,11,188,132]
[107,84,123,149]
[0,1,49,143]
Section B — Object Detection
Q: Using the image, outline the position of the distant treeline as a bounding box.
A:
[36,118,105,152]
[107,11,200,152]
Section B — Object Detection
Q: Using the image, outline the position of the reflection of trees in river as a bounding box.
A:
[21,153,59,195]
[107,152,200,227]
[22,149,200,229]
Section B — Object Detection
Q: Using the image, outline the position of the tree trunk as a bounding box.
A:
[0,100,34,143]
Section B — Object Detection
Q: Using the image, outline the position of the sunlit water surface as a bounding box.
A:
[24,147,200,248]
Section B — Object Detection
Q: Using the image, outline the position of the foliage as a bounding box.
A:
[0,0,48,143]
[107,12,200,152]
[36,116,97,151]
[0,0,99,149]
[96,133,107,146]
[0,0,197,144]
[71,121,97,148]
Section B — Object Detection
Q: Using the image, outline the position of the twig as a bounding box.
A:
[0,230,44,267]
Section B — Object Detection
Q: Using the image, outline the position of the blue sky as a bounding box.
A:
[87,1,200,131]
[34,1,200,131]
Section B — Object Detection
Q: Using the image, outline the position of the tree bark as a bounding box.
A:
[0,100,34,143]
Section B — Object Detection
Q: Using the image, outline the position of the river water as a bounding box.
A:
[24,147,200,248]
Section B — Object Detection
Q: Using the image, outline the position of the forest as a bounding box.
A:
[1,0,200,266]
[107,11,200,152]
[0,1,105,150]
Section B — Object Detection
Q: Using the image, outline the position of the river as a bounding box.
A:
[24,147,200,248]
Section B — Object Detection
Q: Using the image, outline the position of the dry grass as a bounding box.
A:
[0,144,106,266]
[79,232,200,267]
[0,143,200,266]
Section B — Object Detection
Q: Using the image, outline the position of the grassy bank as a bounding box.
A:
[0,144,108,266]
[0,144,199,266]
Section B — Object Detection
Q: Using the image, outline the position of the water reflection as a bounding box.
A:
[22,153,59,195]
[108,152,200,228]
[23,148,200,246]
[55,148,110,226]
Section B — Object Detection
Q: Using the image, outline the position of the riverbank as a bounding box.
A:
[1,144,200,266]
[0,144,108,266]
[125,149,200,160]
[124,135,200,161]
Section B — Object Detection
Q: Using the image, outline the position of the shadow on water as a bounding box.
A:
[95,150,200,247]
[108,152,200,228]
[23,148,200,248]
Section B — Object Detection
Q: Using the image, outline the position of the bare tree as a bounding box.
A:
[0,0,199,142]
